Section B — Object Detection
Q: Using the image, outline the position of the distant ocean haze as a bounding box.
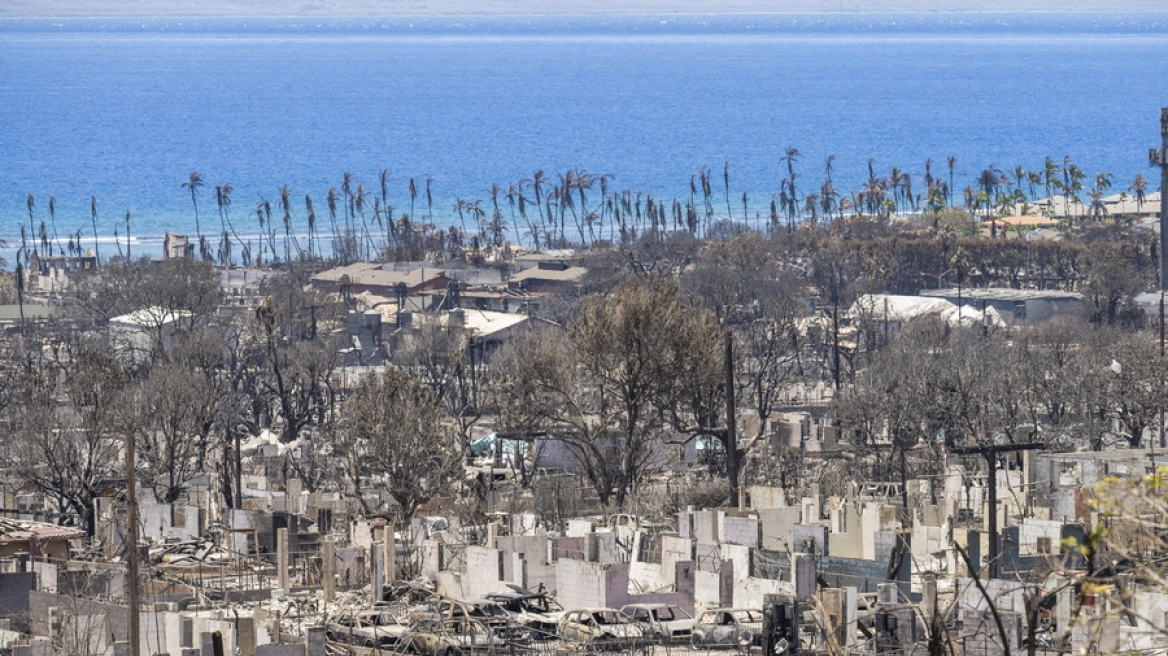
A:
[1,13,1167,254]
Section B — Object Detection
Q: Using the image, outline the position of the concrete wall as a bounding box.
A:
[555,558,611,610]
[722,516,760,547]
[758,507,801,552]
[498,535,556,594]
[462,546,507,598]
[556,559,696,613]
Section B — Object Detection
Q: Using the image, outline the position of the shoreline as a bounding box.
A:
[6,11,1168,19]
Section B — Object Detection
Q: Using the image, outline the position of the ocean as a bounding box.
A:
[2,13,1168,259]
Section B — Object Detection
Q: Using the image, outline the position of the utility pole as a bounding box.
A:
[950,442,1044,580]
[1148,108,1168,453]
[1149,108,1168,292]
[125,429,141,656]
[724,331,740,509]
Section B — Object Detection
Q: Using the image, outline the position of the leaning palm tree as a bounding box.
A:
[89,196,100,265]
[182,172,205,241]
[326,187,341,257]
[48,196,65,256]
[216,183,244,264]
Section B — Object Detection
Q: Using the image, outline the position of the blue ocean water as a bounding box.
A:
[2,13,1168,256]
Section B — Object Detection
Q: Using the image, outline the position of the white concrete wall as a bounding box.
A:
[694,570,722,612]
[555,558,609,610]
[462,546,507,598]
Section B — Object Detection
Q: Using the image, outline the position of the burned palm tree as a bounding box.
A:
[182,171,205,241]
[425,175,434,223]
[947,156,959,207]
[379,168,396,246]
[305,194,317,260]
[326,187,341,258]
[354,183,372,258]
[342,171,355,235]
[1131,174,1149,213]
[723,161,733,220]
[408,177,418,222]
[124,209,132,261]
[280,184,299,263]
[255,198,268,263]
[90,196,100,266]
[48,196,64,256]
[25,193,35,254]
[216,183,243,264]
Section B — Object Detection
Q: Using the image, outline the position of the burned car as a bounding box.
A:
[559,608,646,649]
[407,618,502,656]
[689,608,764,649]
[434,597,529,642]
[325,608,409,648]
[620,603,695,641]
[485,590,565,637]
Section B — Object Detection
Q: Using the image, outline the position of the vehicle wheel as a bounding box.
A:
[365,639,376,648]
[690,633,704,649]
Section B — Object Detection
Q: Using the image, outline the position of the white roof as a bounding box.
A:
[849,294,1005,329]
[109,306,192,327]
[446,309,529,339]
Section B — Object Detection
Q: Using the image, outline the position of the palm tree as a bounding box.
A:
[379,169,391,210]
[781,148,800,226]
[182,172,205,240]
[1095,172,1114,195]
[305,194,317,260]
[1131,174,1149,213]
[977,166,1003,222]
[408,177,418,221]
[326,187,341,257]
[124,209,132,261]
[947,157,958,207]
[25,193,34,254]
[820,179,838,224]
[216,183,245,264]
[1026,171,1042,201]
[47,195,65,256]
[1087,188,1107,222]
[379,169,395,246]
[89,196,100,265]
[1063,160,1085,224]
[253,205,265,266]
[425,175,434,223]
[723,161,733,219]
[280,184,298,262]
[489,184,506,247]
[354,183,372,258]
[1012,166,1028,197]
[342,172,355,235]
